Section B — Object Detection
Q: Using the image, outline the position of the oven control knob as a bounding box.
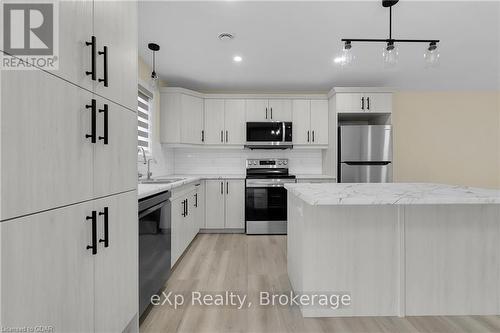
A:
[278,161,282,165]
[283,161,288,165]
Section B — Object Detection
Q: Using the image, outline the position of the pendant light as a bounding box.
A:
[148,43,160,90]
[340,0,440,67]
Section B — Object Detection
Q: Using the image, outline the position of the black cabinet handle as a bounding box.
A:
[367,97,370,110]
[225,130,228,143]
[85,99,97,143]
[312,130,315,142]
[98,103,108,144]
[201,130,204,142]
[270,107,273,119]
[86,211,97,255]
[220,130,223,143]
[98,46,108,87]
[98,207,109,248]
[195,193,198,207]
[220,181,223,194]
[307,130,310,142]
[185,199,189,216]
[85,36,96,81]
[226,181,229,194]
[361,97,365,110]
[181,199,186,217]
[265,107,268,119]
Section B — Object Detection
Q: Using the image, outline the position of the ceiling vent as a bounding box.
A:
[218,33,234,41]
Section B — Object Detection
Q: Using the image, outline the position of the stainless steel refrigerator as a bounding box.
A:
[338,125,393,183]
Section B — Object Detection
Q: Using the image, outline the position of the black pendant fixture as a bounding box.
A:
[148,42,160,88]
[339,0,440,66]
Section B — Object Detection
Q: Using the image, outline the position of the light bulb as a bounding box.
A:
[383,41,398,67]
[338,41,354,67]
[150,71,159,90]
[424,42,440,67]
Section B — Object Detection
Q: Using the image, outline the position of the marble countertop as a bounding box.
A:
[295,174,336,179]
[138,174,246,199]
[284,183,500,206]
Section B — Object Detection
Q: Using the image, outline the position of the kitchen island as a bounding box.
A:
[285,183,500,317]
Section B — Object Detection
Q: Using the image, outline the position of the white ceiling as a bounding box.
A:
[138,1,500,92]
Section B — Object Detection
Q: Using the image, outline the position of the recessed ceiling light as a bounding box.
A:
[233,55,242,62]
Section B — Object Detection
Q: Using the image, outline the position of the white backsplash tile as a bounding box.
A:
[171,148,323,175]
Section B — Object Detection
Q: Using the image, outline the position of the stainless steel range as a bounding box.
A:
[245,158,296,234]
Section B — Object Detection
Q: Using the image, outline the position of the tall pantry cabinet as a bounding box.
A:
[0,1,139,332]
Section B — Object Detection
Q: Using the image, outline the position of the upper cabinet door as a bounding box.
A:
[310,100,329,145]
[224,99,246,145]
[93,98,137,198]
[56,0,93,90]
[94,191,138,333]
[204,99,225,144]
[292,100,311,145]
[336,93,364,112]
[1,200,95,331]
[268,99,292,121]
[181,94,204,144]
[364,93,392,113]
[1,68,93,221]
[246,99,268,122]
[93,0,137,110]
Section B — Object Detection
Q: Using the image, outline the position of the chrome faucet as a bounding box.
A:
[138,147,147,165]
[147,158,157,180]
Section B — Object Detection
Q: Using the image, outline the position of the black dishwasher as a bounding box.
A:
[138,191,171,317]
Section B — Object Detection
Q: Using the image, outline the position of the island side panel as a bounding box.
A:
[405,204,500,316]
[300,204,400,317]
[287,194,304,293]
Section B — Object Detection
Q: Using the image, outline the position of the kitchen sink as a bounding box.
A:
[139,178,185,184]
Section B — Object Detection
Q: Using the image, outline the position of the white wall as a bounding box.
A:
[167,148,323,176]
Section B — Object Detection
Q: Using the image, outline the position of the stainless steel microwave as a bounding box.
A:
[245,122,293,149]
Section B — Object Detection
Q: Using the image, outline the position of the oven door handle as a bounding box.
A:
[246,180,295,187]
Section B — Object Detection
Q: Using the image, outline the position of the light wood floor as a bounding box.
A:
[140,234,500,333]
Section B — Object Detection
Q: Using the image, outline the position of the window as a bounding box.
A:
[137,84,153,154]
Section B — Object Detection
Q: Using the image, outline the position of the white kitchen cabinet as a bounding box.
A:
[194,181,205,230]
[181,94,204,144]
[204,99,225,144]
[0,69,94,221]
[171,196,186,266]
[56,0,94,91]
[205,180,226,229]
[336,92,392,113]
[224,180,245,229]
[245,99,269,122]
[93,98,137,198]
[364,93,392,113]
[1,200,95,332]
[93,0,138,110]
[94,191,138,333]
[268,99,292,121]
[224,99,246,145]
[292,100,312,144]
[1,191,137,332]
[310,100,329,145]
[292,99,328,146]
[246,99,292,122]
[161,92,204,144]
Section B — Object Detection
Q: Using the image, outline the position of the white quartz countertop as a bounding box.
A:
[284,183,500,206]
[138,174,246,199]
